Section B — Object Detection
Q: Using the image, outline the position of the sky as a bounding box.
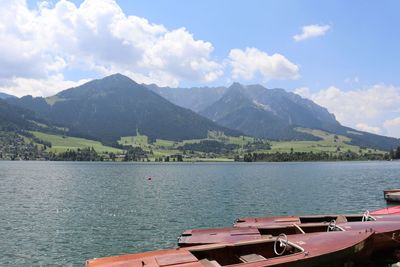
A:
[1,0,400,137]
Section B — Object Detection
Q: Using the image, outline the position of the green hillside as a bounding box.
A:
[8,74,240,142]
[116,128,386,162]
[269,128,384,154]
[198,83,400,151]
[30,131,123,154]
[6,75,399,151]
[1,127,389,161]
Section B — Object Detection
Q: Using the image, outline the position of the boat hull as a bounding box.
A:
[179,218,400,257]
[372,205,400,215]
[86,231,374,267]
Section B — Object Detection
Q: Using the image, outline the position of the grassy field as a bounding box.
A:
[117,131,257,159]
[30,131,123,154]
[268,128,384,154]
[119,134,149,148]
[184,157,234,162]
[117,128,384,160]
[28,128,384,161]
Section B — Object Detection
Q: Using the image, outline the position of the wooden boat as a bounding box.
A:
[179,227,263,247]
[371,205,400,215]
[233,211,400,228]
[386,193,400,202]
[178,220,400,254]
[179,210,400,254]
[86,230,373,267]
[384,190,400,202]
[384,189,400,198]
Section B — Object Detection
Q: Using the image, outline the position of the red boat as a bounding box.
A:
[380,190,400,202]
[179,210,400,255]
[233,211,400,228]
[87,230,373,267]
[179,227,263,247]
[179,220,400,253]
[372,205,400,215]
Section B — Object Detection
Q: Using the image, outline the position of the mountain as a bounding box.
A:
[144,82,342,141]
[0,92,16,100]
[145,84,227,112]
[199,83,341,139]
[0,99,38,131]
[6,75,399,151]
[198,83,399,150]
[7,74,240,142]
[145,83,339,132]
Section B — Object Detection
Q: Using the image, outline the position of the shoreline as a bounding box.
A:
[0,159,396,163]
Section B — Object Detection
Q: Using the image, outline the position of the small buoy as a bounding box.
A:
[147,177,152,180]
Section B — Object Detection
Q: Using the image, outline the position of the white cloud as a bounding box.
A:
[295,84,400,137]
[293,87,311,97]
[355,123,381,135]
[0,0,223,95]
[384,117,400,138]
[229,47,300,81]
[0,74,89,97]
[293,24,330,42]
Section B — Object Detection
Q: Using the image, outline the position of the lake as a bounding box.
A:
[1,161,399,266]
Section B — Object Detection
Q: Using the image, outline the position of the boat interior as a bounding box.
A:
[189,239,303,267]
[258,223,343,236]
[253,214,376,236]
[178,222,345,246]
[299,215,375,223]
[235,213,376,225]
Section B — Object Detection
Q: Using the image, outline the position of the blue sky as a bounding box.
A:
[129,0,399,90]
[3,0,400,137]
[25,0,400,90]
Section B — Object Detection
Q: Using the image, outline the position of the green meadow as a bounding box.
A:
[27,127,384,161]
[268,128,383,154]
[118,128,382,156]
[30,131,123,154]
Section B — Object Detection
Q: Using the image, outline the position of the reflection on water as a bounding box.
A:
[0,161,399,266]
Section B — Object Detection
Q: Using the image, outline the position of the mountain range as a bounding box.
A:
[148,81,400,150]
[146,84,226,112]
[0,97,60,136]
[6,74,239,142]
[199,83,339,140]
[4,73,400,150]
[0,99,35,131]
[0,92,16,100]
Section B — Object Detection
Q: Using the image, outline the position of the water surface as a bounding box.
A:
[1,161,399,266]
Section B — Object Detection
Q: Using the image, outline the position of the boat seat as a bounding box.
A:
[199,259,221,267]
[239,254,267,263]
[335,215,348,223]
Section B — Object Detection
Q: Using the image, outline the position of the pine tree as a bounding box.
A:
[396,146,400,159]
[390,149,395,159]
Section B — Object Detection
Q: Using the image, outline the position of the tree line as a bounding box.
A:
[389,146,400,160]
[239,150,391,162]
[178,140,239,153]
[48,147,103,161]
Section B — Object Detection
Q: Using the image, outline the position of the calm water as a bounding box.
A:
[1,161,400,266]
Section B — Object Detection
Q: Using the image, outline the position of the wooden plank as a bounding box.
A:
[199,259,221,267]
[239,254,267,263]
[155,253,197,266]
